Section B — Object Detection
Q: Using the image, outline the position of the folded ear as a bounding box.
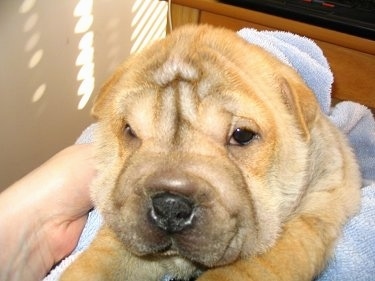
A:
[91,66,125,119]
[279,76,320,141]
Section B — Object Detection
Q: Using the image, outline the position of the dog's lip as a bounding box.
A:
[147,237,186,258]
[158,248,179,256]
[139,236,176,256]
[153,238,180,255]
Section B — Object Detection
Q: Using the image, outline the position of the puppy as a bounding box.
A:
[61,25,361,281]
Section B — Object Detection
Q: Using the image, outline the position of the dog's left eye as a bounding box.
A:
[230,128,257,146]
[124,124,137,138]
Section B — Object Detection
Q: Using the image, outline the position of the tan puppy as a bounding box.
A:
[61,25,361,281]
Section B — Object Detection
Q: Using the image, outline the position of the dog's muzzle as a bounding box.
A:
[150,192,195,233]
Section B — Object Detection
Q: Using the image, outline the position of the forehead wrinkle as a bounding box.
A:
[126,89,158,137]
[157,85,178,141]
[178,80,199,125]
[194,48,275,122]
[197,98,232,145]
[153,55,200,87]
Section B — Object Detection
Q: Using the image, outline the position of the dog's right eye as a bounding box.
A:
[124,124,137,138]
[229,127,257,146]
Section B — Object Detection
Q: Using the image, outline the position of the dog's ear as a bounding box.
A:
[91,67,125,119]
[279,77,319,141]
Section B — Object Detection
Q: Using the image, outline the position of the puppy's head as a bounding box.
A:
[91,25,319,267]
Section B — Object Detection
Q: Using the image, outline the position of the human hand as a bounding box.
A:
[0,144,96,281]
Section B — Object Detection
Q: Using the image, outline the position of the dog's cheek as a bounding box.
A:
[89,120,135,216]
[244,175,284,255]
[227,145,286,254]
[110,195,170,254]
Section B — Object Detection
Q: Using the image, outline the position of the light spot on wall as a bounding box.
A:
[28,49,43,68]
[74,0,95,110]
[24,32,41,52]
[19,0,36,14]
[19,0,47,103]
[32,83,47,103]
[23,13,38,32]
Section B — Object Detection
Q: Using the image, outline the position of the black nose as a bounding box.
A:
[150,192,195,233]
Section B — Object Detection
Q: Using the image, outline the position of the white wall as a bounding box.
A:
[0,0,167,189]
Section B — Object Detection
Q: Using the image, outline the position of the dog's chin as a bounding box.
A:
[125,228,242,269]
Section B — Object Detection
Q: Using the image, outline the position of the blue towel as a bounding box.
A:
[44,28,375,281]
[329,101,375,185]
[316,185,375,281]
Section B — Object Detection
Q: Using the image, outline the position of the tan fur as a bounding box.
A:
[61,25,361,281]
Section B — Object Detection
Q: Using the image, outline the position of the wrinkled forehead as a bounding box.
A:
[113,45,277,122]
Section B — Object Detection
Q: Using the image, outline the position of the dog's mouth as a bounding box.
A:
[148,239,207,281]
[145,234,182,257]
[108,167,257,268]
[126,197,243,268]
[144,192,202,259]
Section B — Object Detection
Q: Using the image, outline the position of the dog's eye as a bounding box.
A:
[230,128,257,146]
[124,124,137,138]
